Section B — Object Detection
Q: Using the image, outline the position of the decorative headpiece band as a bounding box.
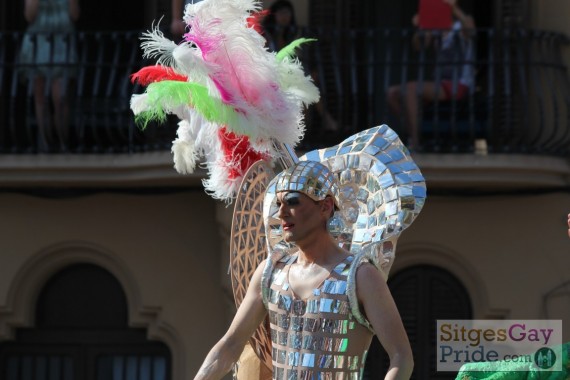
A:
[268,161,340,206]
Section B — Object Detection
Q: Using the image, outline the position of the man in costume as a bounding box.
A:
[129,1,424,378]
[193,161,414,380]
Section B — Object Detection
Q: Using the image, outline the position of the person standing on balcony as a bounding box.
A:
[261,0,299,53]
[387,0,475,151]
[193,162,414,380]
[20,0,80,153]
[262,0,339,133]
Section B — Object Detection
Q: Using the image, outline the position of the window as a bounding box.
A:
[363,265,472,380]
[0,264,171,380]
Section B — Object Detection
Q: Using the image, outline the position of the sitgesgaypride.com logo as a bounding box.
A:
[436,320,562,372]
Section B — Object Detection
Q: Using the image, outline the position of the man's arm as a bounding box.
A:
[444,0,475,37]
[68,0,80,22]
[24,0,39,23]
[194,261,268,380]
[411,14,433,52]
[356,263,414,380]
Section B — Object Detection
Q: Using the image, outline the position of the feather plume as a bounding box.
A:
[131,0,320,202]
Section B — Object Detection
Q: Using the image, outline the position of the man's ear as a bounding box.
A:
[321,196,335,218]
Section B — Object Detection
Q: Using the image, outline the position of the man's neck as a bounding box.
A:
[295,232,346,266]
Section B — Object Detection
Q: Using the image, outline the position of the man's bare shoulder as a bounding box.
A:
[354,261,389,302]
[355,261,382,281]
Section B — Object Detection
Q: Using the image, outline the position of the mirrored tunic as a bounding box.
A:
[262,254,373,380]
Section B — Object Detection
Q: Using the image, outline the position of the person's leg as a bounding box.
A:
[51,77,69,151]
[403,82,420,148]
[387,84,410,142]
[33,76,50,152]
[405,81,447,149]
[389,82,421,148]
[387,84,402,116]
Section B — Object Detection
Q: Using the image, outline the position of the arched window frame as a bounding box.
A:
[0,242,185,379]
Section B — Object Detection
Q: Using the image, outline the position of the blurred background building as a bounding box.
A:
[0,0,568,379]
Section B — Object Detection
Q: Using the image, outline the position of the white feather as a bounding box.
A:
[130,94,150,115]
[172,43,214,85]
[140,22,178,68]
[277,58,321,105]
[172,139,197,174]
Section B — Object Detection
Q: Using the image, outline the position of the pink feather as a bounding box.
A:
[183,11,281,112]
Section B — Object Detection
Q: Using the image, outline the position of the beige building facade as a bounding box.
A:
[0,1,569,379]
[0,152,568,380]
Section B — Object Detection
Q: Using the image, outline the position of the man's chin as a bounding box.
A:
[283,232,295,243]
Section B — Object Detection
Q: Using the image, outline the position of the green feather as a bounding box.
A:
[276,38,317,62]
[134,81,240,130]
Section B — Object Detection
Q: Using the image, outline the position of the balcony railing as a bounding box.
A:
[0,31,172,154]
[1,28,569,156]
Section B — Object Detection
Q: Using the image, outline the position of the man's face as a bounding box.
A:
[276,191,323,243]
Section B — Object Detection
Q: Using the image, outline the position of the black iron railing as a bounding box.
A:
[0,31,172,154]
[0,28,569,156]
[300,27,570,155]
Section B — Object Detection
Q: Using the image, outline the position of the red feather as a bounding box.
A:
[218,127,268,180]
[247,10,269,35]
[130,65,188,86]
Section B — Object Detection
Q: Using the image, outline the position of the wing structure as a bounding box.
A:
[229,160,275,369]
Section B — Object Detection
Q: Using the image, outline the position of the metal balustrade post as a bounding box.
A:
[529,30,547,149]
[514,28,530,152]
[486,29,495,153]
[381,29,392,123]
[542,33,562,150]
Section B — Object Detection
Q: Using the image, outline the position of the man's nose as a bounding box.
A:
[277,202,288,218]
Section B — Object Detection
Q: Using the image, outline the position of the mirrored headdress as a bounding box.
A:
[263,161,340,254]
[262,125,426,273]
[268,160,340,204]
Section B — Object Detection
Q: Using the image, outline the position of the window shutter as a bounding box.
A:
[363,265,472,380]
